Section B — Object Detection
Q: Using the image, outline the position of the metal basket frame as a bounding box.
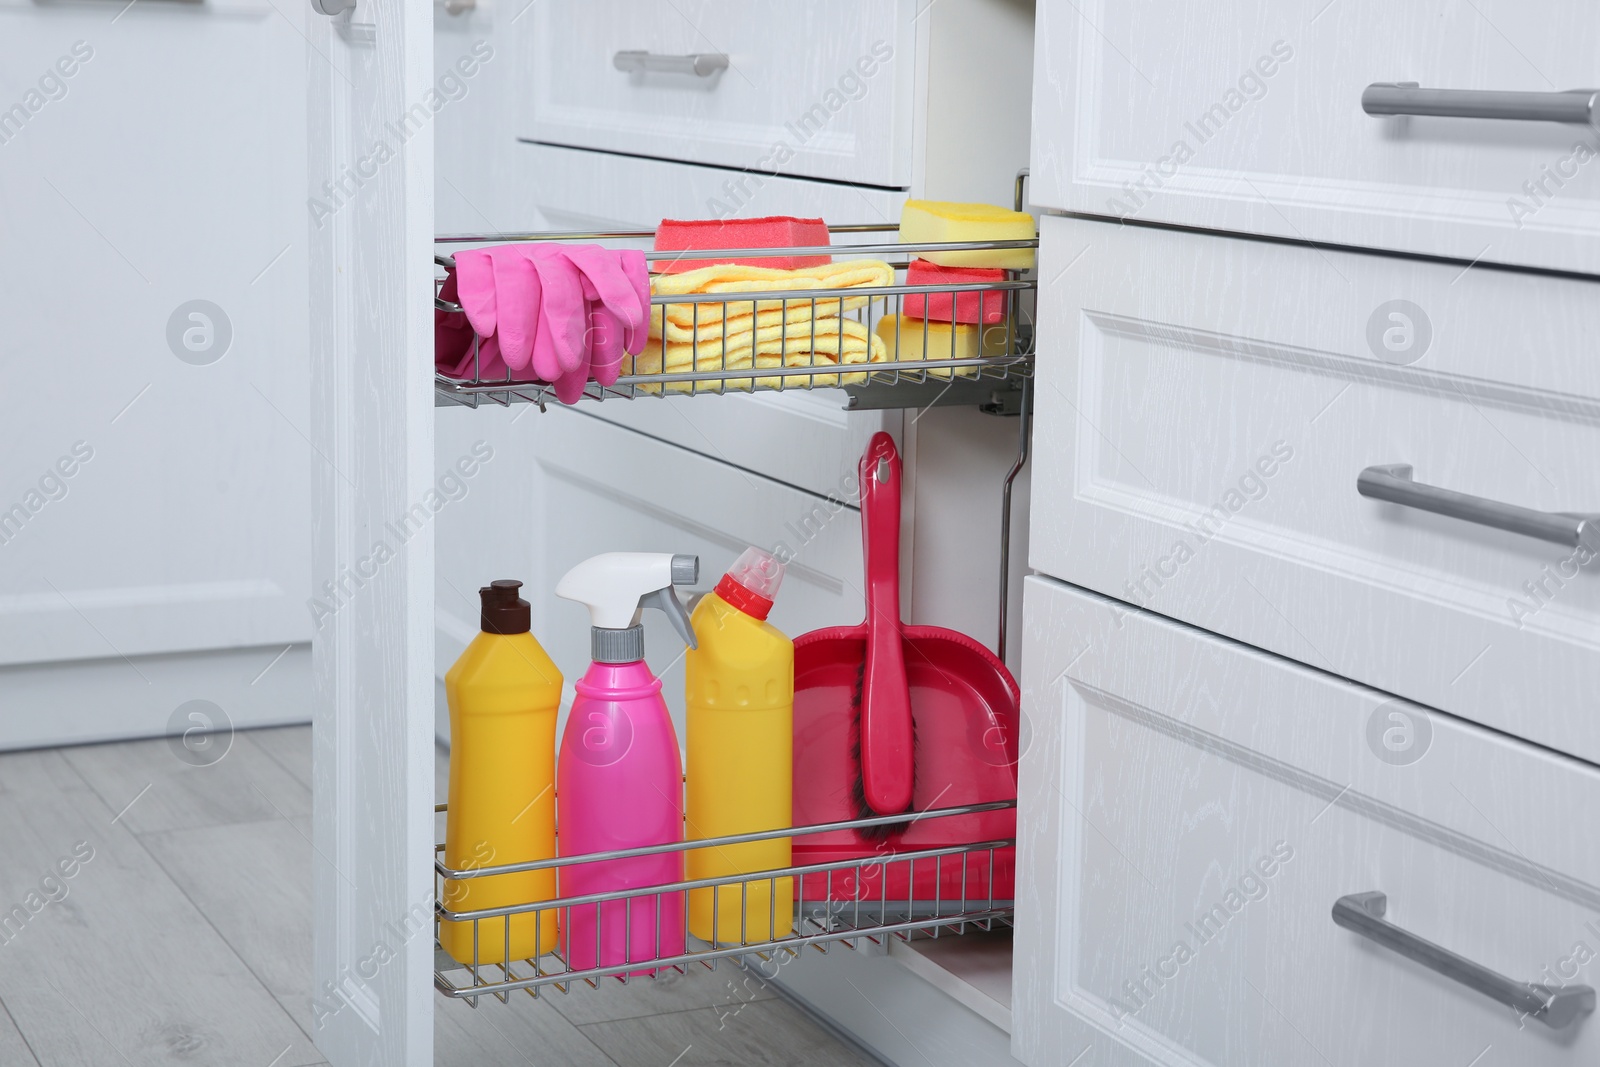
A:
[433,215,1038,411]
[433,799,1017,1005]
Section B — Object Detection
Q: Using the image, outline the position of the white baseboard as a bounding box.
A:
[0,643,311,751]
[769,940,1020,1066]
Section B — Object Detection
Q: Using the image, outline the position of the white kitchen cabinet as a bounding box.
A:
[1016,575,1600,1066]
[1031,0,1600,275]
[310,2,1038,1064]
[0,0,312,747]
[1018,7,1600,1067]
[1030,213,1600,765]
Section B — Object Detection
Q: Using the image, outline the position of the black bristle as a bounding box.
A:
[850,660,915,839]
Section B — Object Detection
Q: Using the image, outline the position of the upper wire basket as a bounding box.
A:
[432,226,1037,411]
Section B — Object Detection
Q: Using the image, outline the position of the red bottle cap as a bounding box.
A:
[715,574,774,621]
[712,547,784,621]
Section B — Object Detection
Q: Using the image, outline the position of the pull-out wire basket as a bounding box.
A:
[433,226,1037,412]
[433,800,1017,1005]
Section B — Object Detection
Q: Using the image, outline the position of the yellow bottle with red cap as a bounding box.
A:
[684,548,794,942]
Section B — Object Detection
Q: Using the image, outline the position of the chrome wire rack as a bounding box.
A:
[434,235,1036,412]
[433,800,1017,1005]
[433,174,1037,412]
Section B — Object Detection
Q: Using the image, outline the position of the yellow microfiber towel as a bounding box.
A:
[653,296,875,344]
[626,316,889,393]
[649,259,894,338]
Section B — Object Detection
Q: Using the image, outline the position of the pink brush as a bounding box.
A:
[792,433,1020,903]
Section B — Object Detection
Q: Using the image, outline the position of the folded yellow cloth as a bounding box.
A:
[649,259,894,339]
[626,316,889,393]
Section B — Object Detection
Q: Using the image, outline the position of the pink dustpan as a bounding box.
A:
[792,433,1018,904]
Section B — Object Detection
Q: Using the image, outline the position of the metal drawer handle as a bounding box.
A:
[612,50,728,78]
[1358,464,1600,554]
[1333,892,1596,1029]
[1363,83,1600,125]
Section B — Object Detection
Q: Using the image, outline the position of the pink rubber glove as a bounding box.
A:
[559,246,647,338]
[453,248,498,341]
[524,246,587,382]
[559,245,650,387]
[445,243,651,397]
[620,249,651,359]
[550,361,591,404]
[549,268,604,404]
[488,245,542,374]
[437,331,507,381]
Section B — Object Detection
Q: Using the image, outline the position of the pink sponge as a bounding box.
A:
[653,216,831,274]
[902,258,1007,324]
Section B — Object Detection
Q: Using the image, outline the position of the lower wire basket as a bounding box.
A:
[433,799,1017,1005]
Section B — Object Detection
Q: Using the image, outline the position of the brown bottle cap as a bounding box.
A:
[479,579,530,635]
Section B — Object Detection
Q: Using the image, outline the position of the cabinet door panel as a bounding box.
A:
[1015,576,1600,1067]
[0,1,309,665]
[1031,214,1600,763]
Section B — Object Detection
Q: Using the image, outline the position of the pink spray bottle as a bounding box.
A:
[555,552,698,975]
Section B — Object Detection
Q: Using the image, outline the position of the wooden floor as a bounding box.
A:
[0,725,875,1067]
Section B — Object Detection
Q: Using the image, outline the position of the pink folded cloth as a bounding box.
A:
[435,244,650,405]
[434,270,474,374]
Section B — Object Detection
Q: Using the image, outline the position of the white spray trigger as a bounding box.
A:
[556,552,700,659]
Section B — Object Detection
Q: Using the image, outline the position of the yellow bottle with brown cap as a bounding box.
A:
[440,580,562,965]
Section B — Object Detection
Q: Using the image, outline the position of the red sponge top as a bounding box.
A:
[903,258,1008,325]
[905,258,1006,284]
[654,216,831,274]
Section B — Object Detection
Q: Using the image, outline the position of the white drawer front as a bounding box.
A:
[1031,0,1600,274]
[1015,576,1600,1067]
[1031,215,1600,763]
[522,0,915,188]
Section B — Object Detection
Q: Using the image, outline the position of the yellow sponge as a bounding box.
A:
[875,313,1009,378]
[898,200,1036,269]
